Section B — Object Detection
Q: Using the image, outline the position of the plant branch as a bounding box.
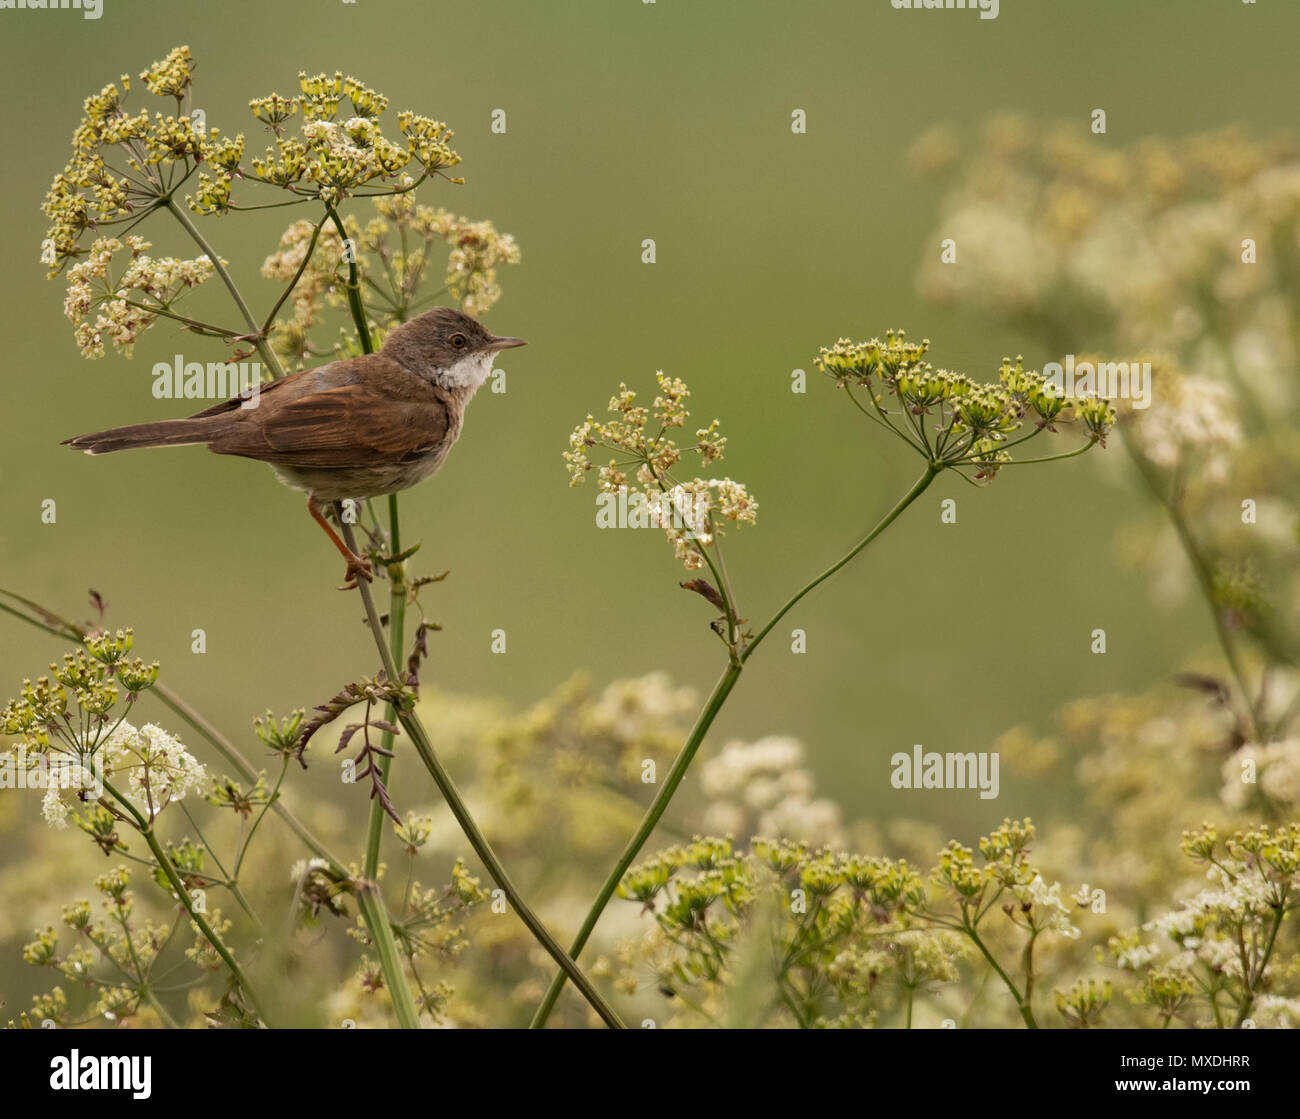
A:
[164,198,286,379]
[103,778,269,1025]
[338,519,626,1029]
[531,464,939,1026]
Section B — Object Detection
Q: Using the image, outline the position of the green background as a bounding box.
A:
[1,0,1294,840]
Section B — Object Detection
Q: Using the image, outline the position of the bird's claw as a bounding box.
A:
[337,554,375,591]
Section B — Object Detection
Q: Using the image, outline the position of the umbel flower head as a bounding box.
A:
[565,373,757,571]
[259,192,520,367]
[244,73,460,206]
[61,234,217,359]
[0,635,207,831]
[815,330,1116,482]
[41,46,469,357]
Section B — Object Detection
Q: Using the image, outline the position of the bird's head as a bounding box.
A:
[382,306,525,390]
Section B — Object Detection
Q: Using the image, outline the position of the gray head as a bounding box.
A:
[381,307,525,390]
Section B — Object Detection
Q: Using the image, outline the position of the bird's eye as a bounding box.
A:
[449,333,467,349]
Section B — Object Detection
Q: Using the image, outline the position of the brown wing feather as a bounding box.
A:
[187,373,297,418]
[206,362,453,469]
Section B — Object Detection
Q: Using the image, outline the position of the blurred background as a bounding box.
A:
[2,0,1299,1026]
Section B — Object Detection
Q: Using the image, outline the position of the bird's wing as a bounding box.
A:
[187,357,361,419]
[207,367,454,469]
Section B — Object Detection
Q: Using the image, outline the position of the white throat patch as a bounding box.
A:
[438,349,495,390]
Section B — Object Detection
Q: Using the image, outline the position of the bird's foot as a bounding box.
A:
[337,553,375,591]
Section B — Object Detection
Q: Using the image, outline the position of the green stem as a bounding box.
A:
[104,778,269,1025]
[339,521,625,1029]
[1121,434,1259,738]
[349,238,397,888]
[260,214,327,346]
[142,987,181,1029]
[323,213,619,1025]
[164,198,286,379]
[530,465,939,1027]
[529,662,743,1027]
[325,204,373,354]
[117,298,242,338]
[965,923,1037,1029]
[354,888,421,1029]
[1234,906,1285,1028]
[232,758,289,883]
[741,465,938,662]
[364,497,403,883]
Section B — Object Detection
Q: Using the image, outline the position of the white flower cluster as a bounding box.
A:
[1221,738,1300,809]
[1017,874,1080,939]
[699,736,844,848]
[1132,374,1242,483]
[40,720,206,827]
[39,762,102,829]
[62,235,215,358]
[648,479,759,569]
[1138,861,1293,980]
[584,672,698,744]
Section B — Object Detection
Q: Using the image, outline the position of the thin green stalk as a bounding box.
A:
[363,496,404,883]
[965,923,1037,1029]
[530,662,743,1027]
[332,223,401,889]
[1121,434,1259,737]
[339,521,625,1029]
[104,778,270,1025]
[232,758,289,882]
[164,198,286,379]
[142,987,181,1029]
[741,465,938,661]
[260,213,327,345]
[325,204,373,354]
[321,202,619,1024]
[117,298,243,338]
[530,464,940,1026]
[354,886,421,1029]
[1234,907,1285,1028]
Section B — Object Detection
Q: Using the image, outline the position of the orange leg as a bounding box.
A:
[307,497,375,589]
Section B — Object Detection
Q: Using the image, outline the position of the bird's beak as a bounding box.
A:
[487,335,527,351]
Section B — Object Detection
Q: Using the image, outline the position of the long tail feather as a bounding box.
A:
[63,418,217,455]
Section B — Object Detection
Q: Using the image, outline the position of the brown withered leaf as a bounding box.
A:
[680,578,725,611]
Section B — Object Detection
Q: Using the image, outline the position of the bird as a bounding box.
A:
[64,307,524,588]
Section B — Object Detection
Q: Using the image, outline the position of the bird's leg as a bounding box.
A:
[307,497,375,589]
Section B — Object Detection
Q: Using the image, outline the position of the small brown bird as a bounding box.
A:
[65,307,524,587]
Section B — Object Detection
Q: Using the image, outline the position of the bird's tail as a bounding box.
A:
[63,418,217,455]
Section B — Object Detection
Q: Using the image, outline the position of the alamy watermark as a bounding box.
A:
[0,0,102,18]
[890,0,998,20]
[0,745,104,797]
[49,1051,150,1099]
[596,487,710,533]
[153,355,262,408]
[1043,355,1152,410]
[890,744,999,799]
